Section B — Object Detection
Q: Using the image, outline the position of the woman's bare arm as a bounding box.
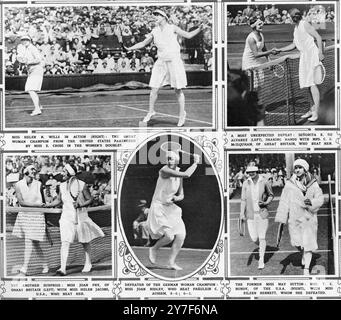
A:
[174,24,204,39]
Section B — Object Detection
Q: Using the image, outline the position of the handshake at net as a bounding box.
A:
[268,48,281,56]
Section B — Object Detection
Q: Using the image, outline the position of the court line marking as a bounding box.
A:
[132,246,211,252]
[7,98,210,108]
[116,104,212,125]
[6,103,213,125]
[230,249,332,255]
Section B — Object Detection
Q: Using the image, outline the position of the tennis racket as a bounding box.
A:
[313,62,326,85]
[276,223,285,247]
[238,218,246,236]
[160,141,194,158]
[272,64,285,78]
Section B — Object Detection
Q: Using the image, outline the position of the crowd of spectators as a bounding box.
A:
[6,155,111,207]
[227,4,335,26]
[5,6,213,76]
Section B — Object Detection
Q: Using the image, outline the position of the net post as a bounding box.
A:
[284,58,291,125]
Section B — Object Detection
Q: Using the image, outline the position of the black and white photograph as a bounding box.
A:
[4,4,214,128]
[226,3,336,126]
[119,134,223,279]
[5,155,112,277]
[229,152,337,276]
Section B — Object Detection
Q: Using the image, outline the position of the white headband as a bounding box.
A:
[64,164,76,176]
[294,159,309,172]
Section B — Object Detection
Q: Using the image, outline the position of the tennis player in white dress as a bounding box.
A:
[49,163,104,276]
[16,35,44,116]
[275,159,324,275]
[242,17,276,72]
[12,164,49,275]
[125,9,205,127]
[242,17,277,126]
[147,151,200,270]
[274,9,324,122]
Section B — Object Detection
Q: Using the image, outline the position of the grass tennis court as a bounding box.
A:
[5,88,212,128]
[229,197,335,276]
[132,246,211,279]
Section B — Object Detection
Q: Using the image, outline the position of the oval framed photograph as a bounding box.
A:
[118,133,223,280]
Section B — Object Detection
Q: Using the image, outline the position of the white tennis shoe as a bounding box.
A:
[143,111,156,122]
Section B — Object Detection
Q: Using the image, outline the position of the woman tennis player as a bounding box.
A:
[125,9,205,127]
[12,164,49,276]
[275,159,324,275]
[16,35,44,116]
[242,17,277,126]
[274,9,324,122]
[147,150,200,270]
[49,163,104,276]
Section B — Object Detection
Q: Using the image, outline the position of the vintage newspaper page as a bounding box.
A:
[0,0,340,306]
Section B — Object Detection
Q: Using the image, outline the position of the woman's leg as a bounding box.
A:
[81,243,92,272]
[257,218,269,269]
[174,88,186,126]
[58,241,70,274]
[21,238,33,273]
[149,231,174,264]
[28,90,42,115]
[303,250,312,275]
[168,233,186,270]
[143,87,159,122]
[33,240,49,273]
[308,85,320,121]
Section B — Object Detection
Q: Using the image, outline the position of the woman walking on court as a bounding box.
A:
[240,163,274,270]
[125,9,205,127]
[16,35,44,116]
[274,8,324,122]
[275,159,324,275]
[147,150,200,270]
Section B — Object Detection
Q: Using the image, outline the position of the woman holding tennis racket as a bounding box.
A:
[16,35,44,116]
[147,148,200,270]
[273,8,324,122]
[124,9,205,127]
[275,159,324,275]
[49,163,104,276]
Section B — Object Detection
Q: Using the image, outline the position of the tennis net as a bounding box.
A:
[248,45,335,126]
[6,206,112,276]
